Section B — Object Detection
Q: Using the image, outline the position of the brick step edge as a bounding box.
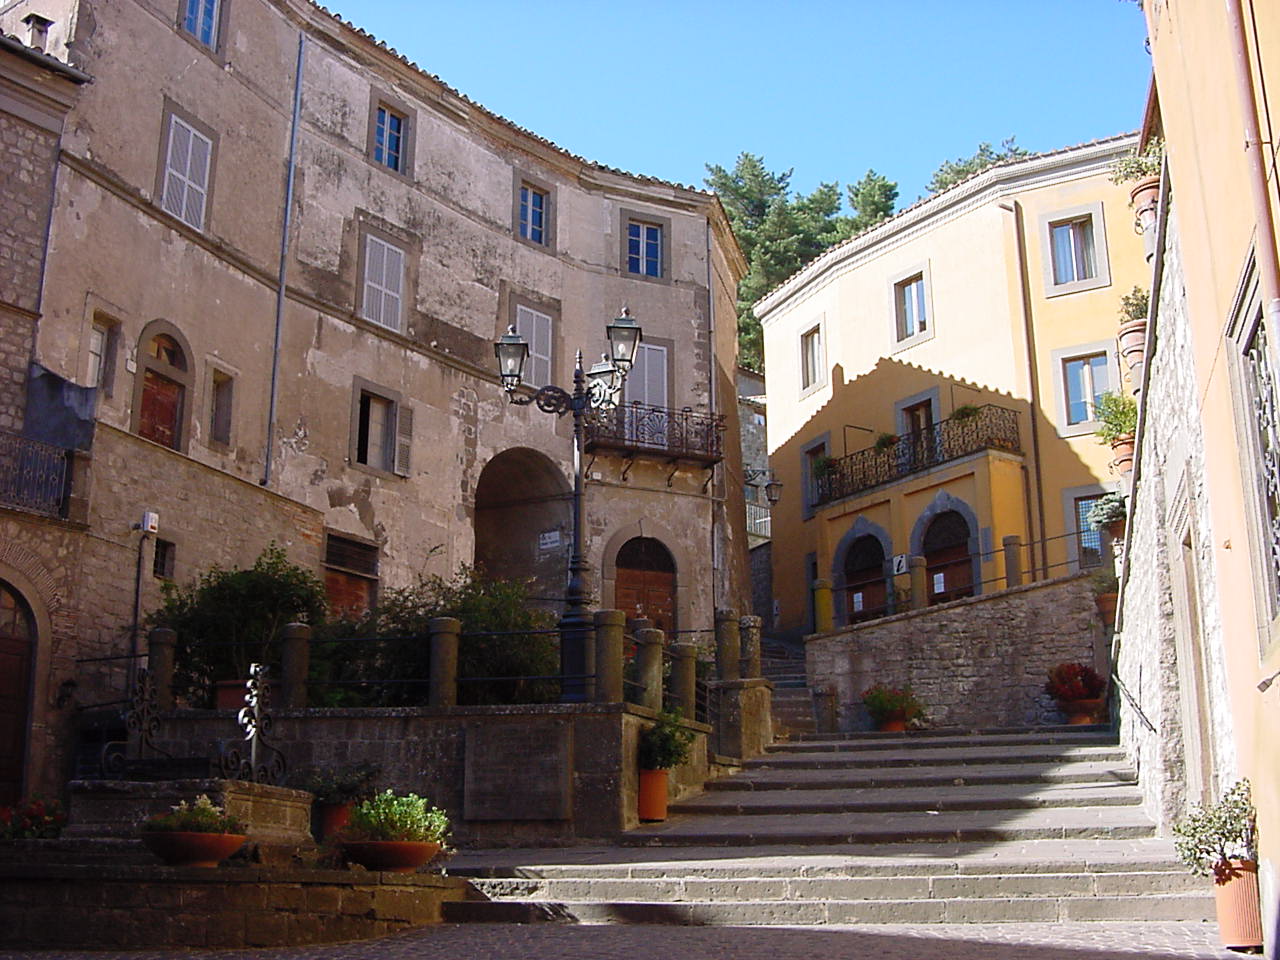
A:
[619,824,1157,847]
[669,795,1143,816]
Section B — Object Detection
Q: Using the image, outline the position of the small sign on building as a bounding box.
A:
[538,529,562,552]
[891,553,909,576]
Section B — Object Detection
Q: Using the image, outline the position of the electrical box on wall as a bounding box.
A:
[141,511,159,534]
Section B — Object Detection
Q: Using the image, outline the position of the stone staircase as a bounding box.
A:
[760,639,813,739]
[445,726,1212,925]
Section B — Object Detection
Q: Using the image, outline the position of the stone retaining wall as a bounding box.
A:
[806,574,1105,730]
[0,863,465,949]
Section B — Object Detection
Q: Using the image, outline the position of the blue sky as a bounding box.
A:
[325,1,1151,206]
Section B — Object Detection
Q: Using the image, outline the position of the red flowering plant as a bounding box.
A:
[1044,663,1106,701]
[0,797,68,839]
[861,684,925,724]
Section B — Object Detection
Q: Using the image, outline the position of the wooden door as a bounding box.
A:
[615,537,677,635]
[0,583,33,804]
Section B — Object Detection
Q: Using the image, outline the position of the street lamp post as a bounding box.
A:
[494,310,642,702]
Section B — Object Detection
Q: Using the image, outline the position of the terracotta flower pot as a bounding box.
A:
[638,768,669,822]
[1095,591,1118,627]
[315,801,353,842]
[876,712,909,733]
[142,831,246,868]
[214,680,246,710]
[1110,434,1135,476]
[1213,859,1263,949]
[1057,697,1104,725]
[342,840,441,873]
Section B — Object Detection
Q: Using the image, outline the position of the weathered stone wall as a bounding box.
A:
[806,574,1104,730]
[750,541,772,623]
[1114,207,1236,831]
[0,109,57,316]
[152,703,712,845]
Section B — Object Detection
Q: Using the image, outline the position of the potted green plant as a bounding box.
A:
[1117,286,1150,379]
[951,404,981,422]
[1109,137,1163,216]
[1086,492,1128,541]
[1094,392,1138,475]
[1044,663,1106,724]
[340,790,449,873]
[1173,780,1263,950]
[637,709,695,822]
[873,432,900,453]
[290,761,380,841]
[140,794,247,868]
[1089,567,1120,627]
[861,683,925,732]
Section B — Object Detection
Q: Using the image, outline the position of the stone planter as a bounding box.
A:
[142,831,246,868]
[342,840,441,873]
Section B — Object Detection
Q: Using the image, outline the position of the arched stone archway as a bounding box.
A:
[600,518,695,636]
[0,579,35,803]
[831,516,893,623]
[613,537,677,634]
[922,511,975,604]
[473,447,571,605]
[909,490,983,601]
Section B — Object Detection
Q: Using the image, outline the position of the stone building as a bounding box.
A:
[1112,2,1279,951]
[756,138,1148,642]
[0,0,748,801]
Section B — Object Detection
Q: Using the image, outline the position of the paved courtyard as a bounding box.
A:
[0,921,1243,960]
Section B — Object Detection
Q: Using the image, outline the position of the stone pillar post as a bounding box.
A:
[428,617,461,708]
[739,615,762,679]
[635,628,665,711]
[147,627,176,711]
[593,609,626,704]
[813,686,839,734]
[715,608,741,681]
[812,580,834,633]
[280,622,311,709]
[669,642,698,719]
[909,557,928,610]
[1003,535,1023,589]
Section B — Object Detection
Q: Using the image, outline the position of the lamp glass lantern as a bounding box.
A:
[586,355,623,408]
[495,326,529,391]
[605,311,642,373]
[764,476,784,506]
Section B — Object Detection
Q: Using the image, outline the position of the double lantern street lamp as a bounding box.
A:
[493,309,643,702]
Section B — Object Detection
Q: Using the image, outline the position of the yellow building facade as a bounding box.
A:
[759,138,1148,640]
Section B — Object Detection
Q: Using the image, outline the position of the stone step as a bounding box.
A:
[744,744,1127,770]
[710,759,1137,790]
[444,891,1214,925]
[767,730,1115,753]
[794,723,1108,742]
[462,869,1205,904]
[672,782,1142,816]
[620,806,1158,847]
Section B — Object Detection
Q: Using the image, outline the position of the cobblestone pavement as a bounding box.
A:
[0,921,1244,960]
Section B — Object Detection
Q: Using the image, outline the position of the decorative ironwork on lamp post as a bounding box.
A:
[494,309,643,702]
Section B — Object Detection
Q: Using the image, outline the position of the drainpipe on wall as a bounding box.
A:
[261,32,306,487]
[1225,0,1280,337]
[706,219,720,612]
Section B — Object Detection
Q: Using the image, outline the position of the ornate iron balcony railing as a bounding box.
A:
[814,404,1021,506]
[584,402,724,465]
[0,428,71,517]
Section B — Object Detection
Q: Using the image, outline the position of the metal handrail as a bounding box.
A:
[584,402,725,461]
[0,428,71,517]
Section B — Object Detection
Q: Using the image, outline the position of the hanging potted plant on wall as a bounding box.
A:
[140,794,247,868]
[1116,287,1150,387]
[637,709,694,822]
[1086,492,1128,543]
[861,683,925,733]
[340,790,449,873]
[1110,138,1163,232]
[1173,780,1263,950]
[1044,663,1106,725]
[1094,392,1138,476]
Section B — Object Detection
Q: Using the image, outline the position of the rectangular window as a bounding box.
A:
[210,370,233,446]
[624,342,670,447]
[373,105,405,172]
[161,114,212,230]
[520,184,547,245]
[800,325,823,391]
[627,220,663,278]
[354,388,412,476]
[153,539,176,580]
[361,234,405,332]
[895,274,927,341]
[324,533,379,616]
[1242,310,1280,608]
[1050,217,1097,286]
[1075,495,1104,568]
[181,0,220,48]
[1063,352,1110,424]
[87,321,117,394]
[806,442,827,503]
[515,304,552,388]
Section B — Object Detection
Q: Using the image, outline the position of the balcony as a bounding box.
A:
[814,404,1021,507]
[746,501,772,539]
[585,402,724,466]
[0,428,73,518]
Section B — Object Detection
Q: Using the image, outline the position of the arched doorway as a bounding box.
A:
[843,535,887,623]
[474,448,571,606]
[614,537,677,634]
[923,510,974,604]
[0,581,34,803]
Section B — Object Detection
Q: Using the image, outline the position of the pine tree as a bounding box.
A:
[927,137,1029,193]
[846,169,898,235]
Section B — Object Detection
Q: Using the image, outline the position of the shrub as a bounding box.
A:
[345,790,449,844]
[873,433,899,452]
[289,762,380,805]
[638,709,695,770]
[1044,663,1106,701]
[951,404,980,421]
[1086,492,1127,528]
[0,797,67,839]
[142,795,244,834]
[1094,392,1138,445]
[146,544,326,706]
[861,684,925,724]
[1109,138,1164,185]
[1119,286,1149,322]
[1174,780,1257,883]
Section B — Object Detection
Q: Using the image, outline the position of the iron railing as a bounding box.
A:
[746,502,772,538]
[0,428,71,517]
[585,402,724,464]
[814,404,1020,506]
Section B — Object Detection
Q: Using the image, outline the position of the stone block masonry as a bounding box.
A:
[806,574,1104,730]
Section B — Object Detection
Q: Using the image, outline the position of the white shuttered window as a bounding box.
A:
[515,305,553,387]
[362,235,405,332]
[162,115,212,230]
[626,342,669,407]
